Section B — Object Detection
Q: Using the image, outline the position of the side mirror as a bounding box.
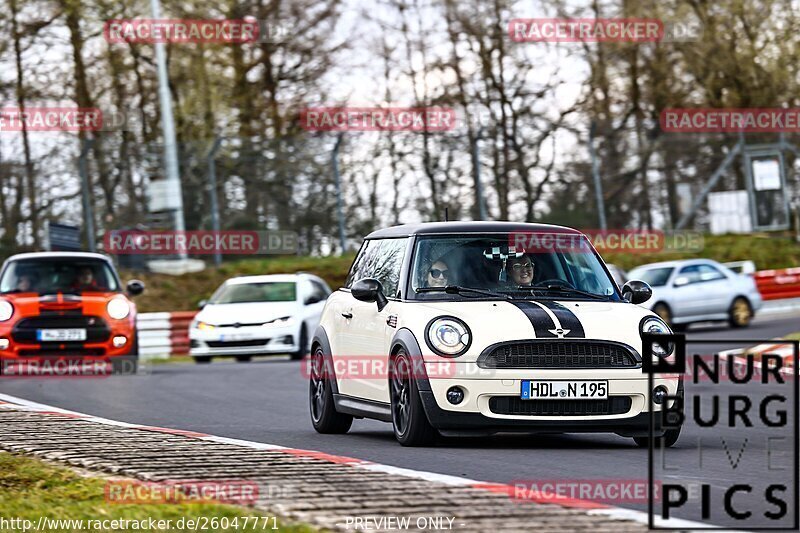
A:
[126,279,145,297]
[621,280,652,305]
[673,276,690,287]
[351,278,389,312]
[197,299,208,309]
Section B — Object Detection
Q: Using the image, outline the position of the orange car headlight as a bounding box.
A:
[107,297,130,320]
[0,299,13,322]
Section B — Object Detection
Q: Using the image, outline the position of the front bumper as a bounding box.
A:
[0,320,136,359]
[189,324,297,356]
[420,364,679,436]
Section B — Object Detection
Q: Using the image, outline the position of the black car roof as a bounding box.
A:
[365,221,583,239]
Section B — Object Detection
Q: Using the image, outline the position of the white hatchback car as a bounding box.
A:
[628,259,762,331]
[190,273,331,362]
[309,222,682,446]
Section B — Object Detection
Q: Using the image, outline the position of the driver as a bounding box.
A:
[71,266,100,291]
[508,254,535,286]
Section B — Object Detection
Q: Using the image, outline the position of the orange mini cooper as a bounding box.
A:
[0,252,144,374]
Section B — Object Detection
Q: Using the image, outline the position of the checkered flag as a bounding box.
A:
[483,246,525,282]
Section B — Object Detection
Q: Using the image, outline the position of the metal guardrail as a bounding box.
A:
[754,268,800,301]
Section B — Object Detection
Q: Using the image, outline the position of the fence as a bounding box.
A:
[137,312,196,359]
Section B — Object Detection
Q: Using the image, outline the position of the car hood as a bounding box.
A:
[197,301,298,326]
[395,299,655,363]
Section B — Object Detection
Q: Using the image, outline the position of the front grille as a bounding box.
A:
[19,347,106,356]
[478,341,638,369]
[489,396,632,416]
[12,315,111,343]
[206,338,270,348]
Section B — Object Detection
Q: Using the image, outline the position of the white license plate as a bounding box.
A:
[521,380,608,400]
[37,329,87,342]
[219,333,254,342]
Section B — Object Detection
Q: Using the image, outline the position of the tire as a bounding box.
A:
[309,346,353,433]
[235,355,252,362]
[194,356,212,364]
[653,303,687,332]
[728,297,752,328]
[129,329,139,356]
[389,350,438,446]
[291,327,308,361]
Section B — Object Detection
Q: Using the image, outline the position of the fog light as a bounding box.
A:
[653,386,668,405]
[112,336,127,348]
[0,338,8,350]
[446,386,465,405]
[280,335,293,344]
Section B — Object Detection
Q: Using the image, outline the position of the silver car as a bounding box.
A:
[628,259,762,331]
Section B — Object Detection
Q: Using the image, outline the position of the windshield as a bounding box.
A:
[410,234,618,300]
[0,259,120,294]
[630,267,674,287]
[209,281,296,304]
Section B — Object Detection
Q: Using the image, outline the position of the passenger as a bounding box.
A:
[508,255,535,286]
[16,273,35,292]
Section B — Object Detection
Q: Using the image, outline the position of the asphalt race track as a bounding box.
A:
[2,313,798,528]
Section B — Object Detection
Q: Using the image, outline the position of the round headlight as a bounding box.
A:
[426,316,471,357]
[0,300,13,322]
[107,297,130,320]
[641,316,673,357]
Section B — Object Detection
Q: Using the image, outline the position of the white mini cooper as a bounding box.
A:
[309,222,682,446]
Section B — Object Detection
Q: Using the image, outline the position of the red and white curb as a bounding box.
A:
[0,392,714,530]
[719,340,796,373]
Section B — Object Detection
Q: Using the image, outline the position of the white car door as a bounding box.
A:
[335,238,407,403]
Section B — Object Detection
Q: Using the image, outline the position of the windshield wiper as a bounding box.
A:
[531,284,611,301]
[416,285,512,300]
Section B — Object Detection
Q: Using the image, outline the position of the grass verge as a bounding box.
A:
[0,452,315,532]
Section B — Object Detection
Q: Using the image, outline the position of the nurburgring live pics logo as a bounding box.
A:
[644,336,798,529]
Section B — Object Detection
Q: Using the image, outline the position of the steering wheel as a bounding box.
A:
[533,278,575,289]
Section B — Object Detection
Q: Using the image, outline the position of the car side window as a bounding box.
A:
[345,240,376,288]
[677,265,702,284]
[678,264,724,285]
[308,280,329,302]
[344,238,407,297]
[697,264,726,282]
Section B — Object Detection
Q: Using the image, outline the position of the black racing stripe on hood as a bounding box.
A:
[538,301,585,338]
[510,301,557,338]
